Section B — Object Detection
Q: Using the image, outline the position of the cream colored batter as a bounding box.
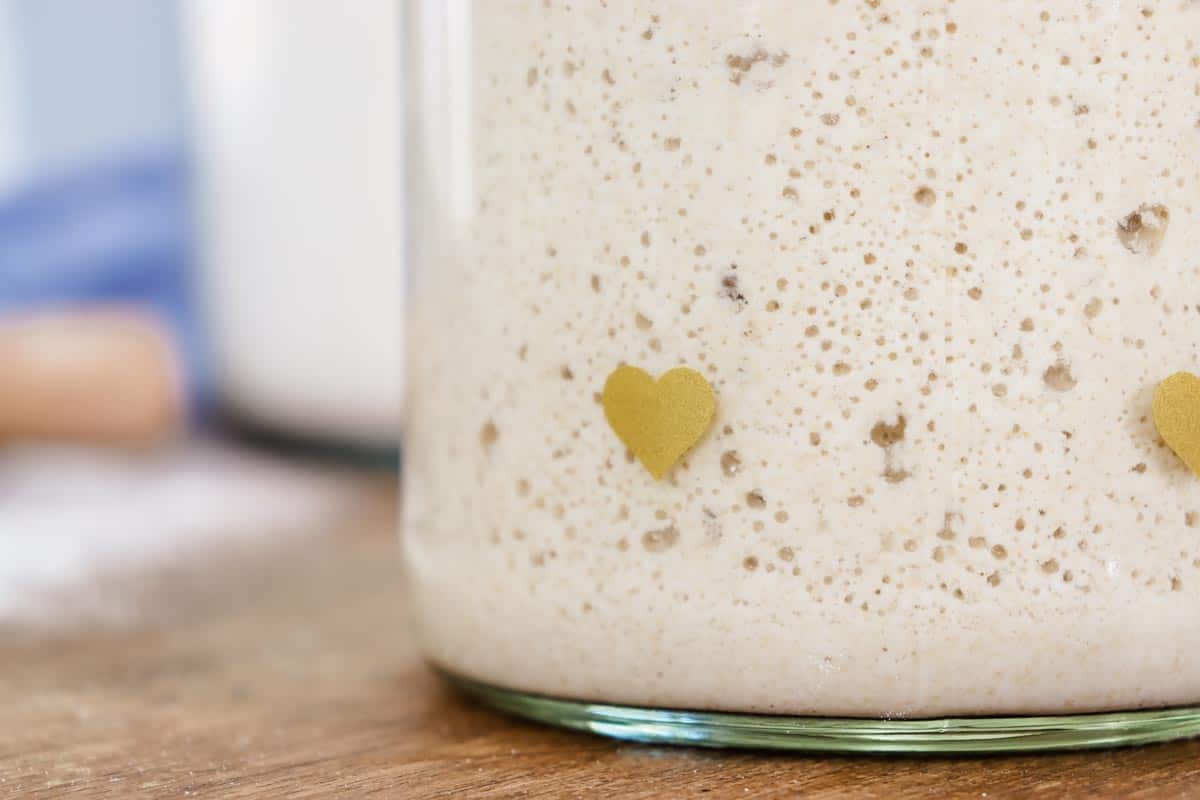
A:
[404,0,1200,716]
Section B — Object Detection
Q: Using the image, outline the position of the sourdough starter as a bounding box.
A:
[404,0,1200,715]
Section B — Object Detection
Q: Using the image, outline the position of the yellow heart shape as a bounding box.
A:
[1154,372,1200,477]
[602,365,716,480]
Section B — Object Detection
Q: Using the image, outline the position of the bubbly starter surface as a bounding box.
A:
[404,1,1200,715]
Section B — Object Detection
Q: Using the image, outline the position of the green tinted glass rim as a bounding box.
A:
[445,672,1200,753]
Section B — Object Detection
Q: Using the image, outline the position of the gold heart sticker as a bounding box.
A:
[1153,371,1200,477]
[602,365,716,480]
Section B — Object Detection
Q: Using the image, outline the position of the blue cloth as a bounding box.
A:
[0,153,209,417]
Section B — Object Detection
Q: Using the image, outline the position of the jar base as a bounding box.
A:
[444,672,1200,754]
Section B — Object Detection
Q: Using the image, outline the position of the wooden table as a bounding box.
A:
[5,481,1200,799]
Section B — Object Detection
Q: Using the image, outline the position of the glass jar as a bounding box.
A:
[403,1,1200,752]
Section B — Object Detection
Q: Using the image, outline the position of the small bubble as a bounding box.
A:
[642,526,679,553]
[871,416,907,448]
[937,514,957,540]
[720,272,748,309]
[721,451,743,477]
[480,421,499,448]
[1117,204,1169,255]
[746,490,767,509]
[1043,361,1077,391]
[913,186,937,207]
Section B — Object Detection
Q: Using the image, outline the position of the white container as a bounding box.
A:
[403,0,1200,740]
[182,0,403,447]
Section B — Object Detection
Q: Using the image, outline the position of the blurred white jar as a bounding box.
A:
[182,0,403,447]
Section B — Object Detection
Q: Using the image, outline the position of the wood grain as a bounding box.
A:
[4,482,1200,799]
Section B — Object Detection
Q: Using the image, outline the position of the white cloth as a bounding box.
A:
[0,439,357,623]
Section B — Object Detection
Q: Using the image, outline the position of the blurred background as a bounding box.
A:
[0,0,403,622]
